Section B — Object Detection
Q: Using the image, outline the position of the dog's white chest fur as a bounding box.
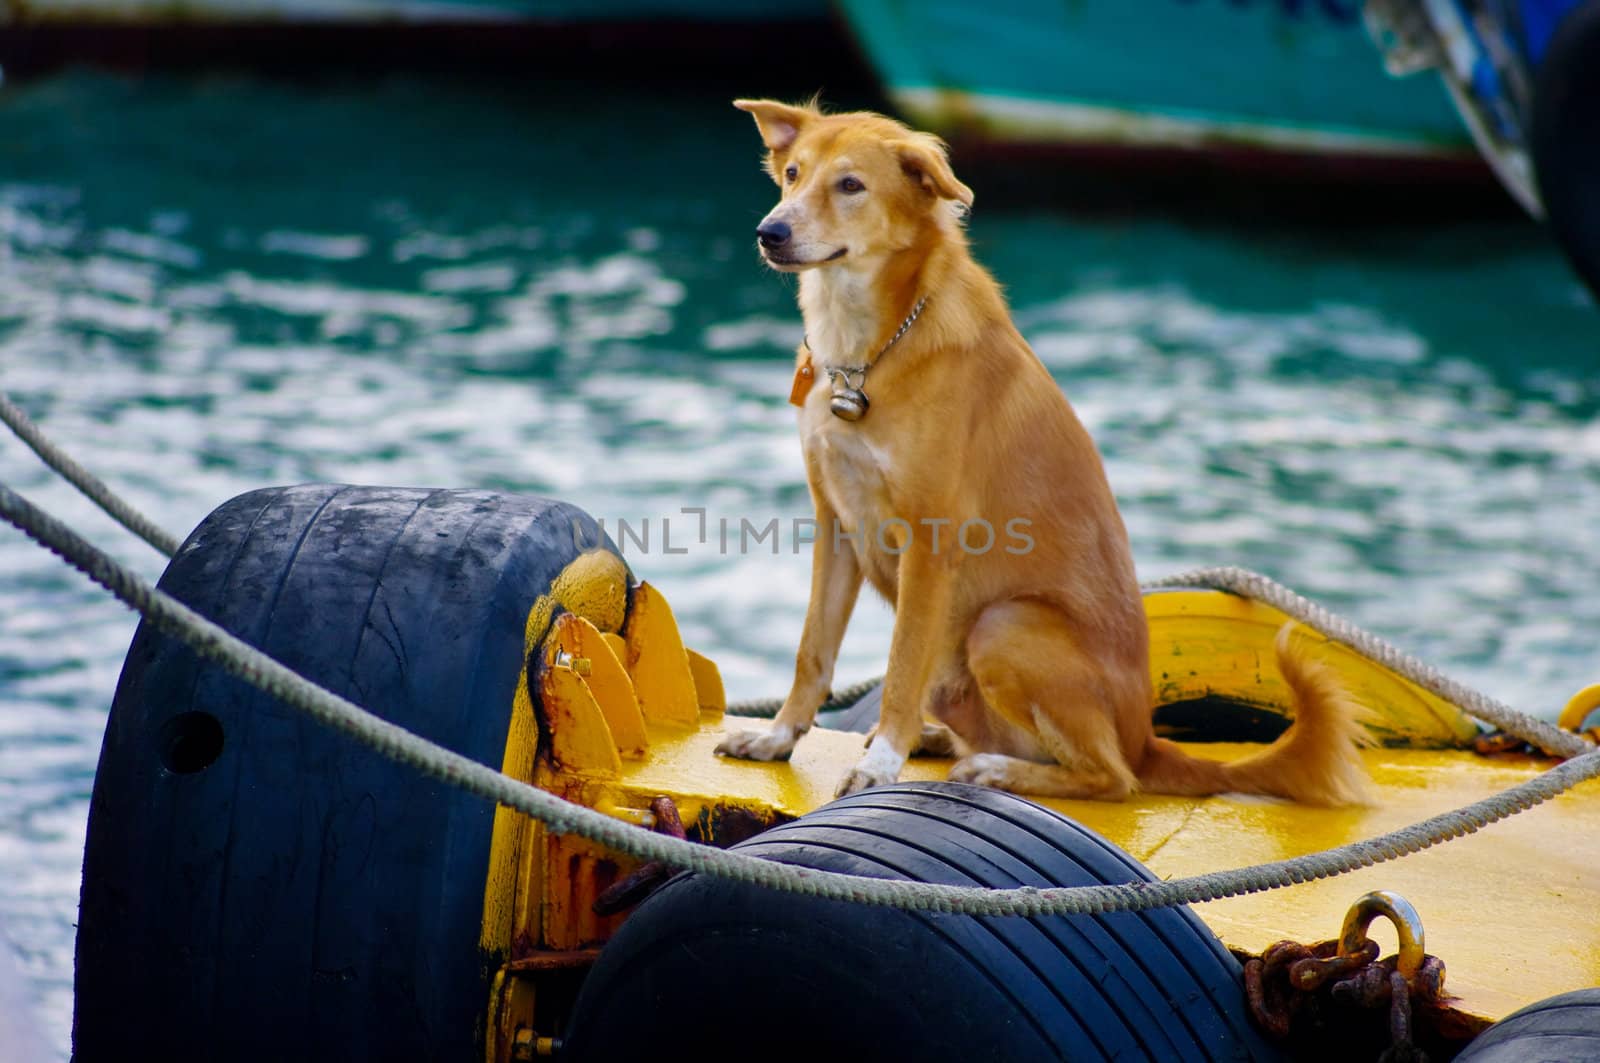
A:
[797,265,910,574]
[804,422,897,558]
[799,265,881,373]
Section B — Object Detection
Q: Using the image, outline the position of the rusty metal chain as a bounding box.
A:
[1242,891,1480,1061]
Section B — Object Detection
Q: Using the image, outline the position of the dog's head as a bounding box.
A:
[734,98,973,273]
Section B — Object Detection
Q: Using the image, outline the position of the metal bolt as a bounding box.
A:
[554,651,592,676]
[512,1027,563,1058]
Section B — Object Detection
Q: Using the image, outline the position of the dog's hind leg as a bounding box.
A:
[948,599,1141,800]
[912,721,960,757]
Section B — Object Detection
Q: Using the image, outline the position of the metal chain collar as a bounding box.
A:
[798,295,928,422]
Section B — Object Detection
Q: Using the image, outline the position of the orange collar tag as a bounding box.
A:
[789,356,815,407]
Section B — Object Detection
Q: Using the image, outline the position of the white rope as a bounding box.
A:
[0,392,180,558]
[3,475,1598,917]
[744,569,1589,759]
[1142,567,1589,758]
[728,678,881,718]
[4,389,1578,758]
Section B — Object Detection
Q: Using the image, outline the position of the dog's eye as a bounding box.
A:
[839,176,865,194]
[785,165,798,182]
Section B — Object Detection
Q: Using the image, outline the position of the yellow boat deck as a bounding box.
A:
[631,722,1600,1023]
[500,572,1599,1033]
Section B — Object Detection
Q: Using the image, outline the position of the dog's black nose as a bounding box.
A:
[756,220,791,249]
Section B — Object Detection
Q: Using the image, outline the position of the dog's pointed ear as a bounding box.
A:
[894,135,974,209]
[733,98,814,152]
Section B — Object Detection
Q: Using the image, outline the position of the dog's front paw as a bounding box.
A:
[834,763,898,797]
[948,753,1018,790]
[834,739,906,797]
[715,725,800,762]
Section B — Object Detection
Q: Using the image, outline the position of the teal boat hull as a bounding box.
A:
[835,0,1474,162]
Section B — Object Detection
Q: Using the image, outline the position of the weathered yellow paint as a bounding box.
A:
[1146,590,1481,747]
[509,815,545,956]
[539,666,623,778]
[550,549,631,633]
[478,665,541,955]
[549,613,648,759]
[539,828,630,951]
[482,548,632,955]
[618,581,701,729]
[521,549,632,651]
[486,967,536,1063]
[686,647,726,719]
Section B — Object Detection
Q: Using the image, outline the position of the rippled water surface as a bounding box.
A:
[2,69,1597,1056]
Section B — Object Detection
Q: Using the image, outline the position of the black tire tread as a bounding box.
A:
[1456,987,1600,1061]
[563,781,1270,1062]
[819,794,1244,1055]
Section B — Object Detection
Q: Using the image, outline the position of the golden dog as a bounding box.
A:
[716,98,1371,806]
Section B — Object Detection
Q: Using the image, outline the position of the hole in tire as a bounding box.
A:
[160,711,225,774]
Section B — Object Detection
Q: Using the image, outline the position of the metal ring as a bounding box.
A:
[1339,890,1425,981]
[1559,683,1600,733]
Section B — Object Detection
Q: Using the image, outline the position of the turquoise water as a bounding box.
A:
[1,69,1597,1056]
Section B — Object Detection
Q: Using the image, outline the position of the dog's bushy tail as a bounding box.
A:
[1135,624,1374,807]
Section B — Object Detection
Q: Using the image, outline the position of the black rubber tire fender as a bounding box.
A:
[74,484,623,1062]
[1454,987,1600,1061]
[561,781,1276,1062]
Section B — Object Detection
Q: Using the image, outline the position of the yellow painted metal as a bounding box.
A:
[480,549,633,956]
[1560,683,1600,734]
[1146,589,1481,747]
[479,655,543,956]
[617,581,701,729]
[686,647,726,719]
[488,575,1600,1051]
[538,829,629,951]
[488,968,536,1063]
[551,549,631,634]
[549,613,648,759]
[538,666,623,778]
[483,568,732,977]
[621,720,1600,1023]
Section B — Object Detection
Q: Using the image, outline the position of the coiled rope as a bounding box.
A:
[1,394,1595,916]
